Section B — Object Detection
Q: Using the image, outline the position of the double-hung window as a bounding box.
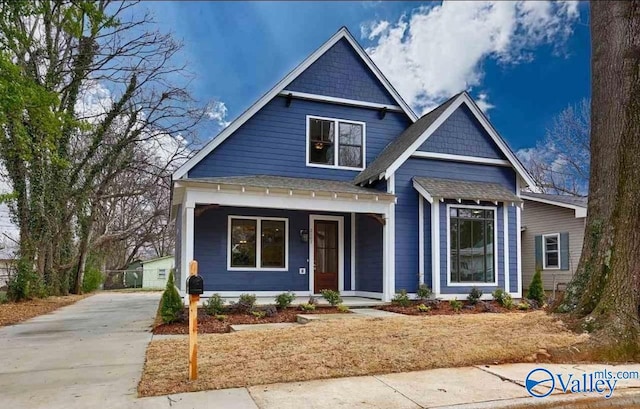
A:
[307,116,365,170]
[449,206,496,284]
[543,233,560,269]
[228,216,288,271]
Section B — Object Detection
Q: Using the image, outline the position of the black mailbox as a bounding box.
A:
[186,275,204,295]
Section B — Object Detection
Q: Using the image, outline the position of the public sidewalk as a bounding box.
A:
[137,363,640,409]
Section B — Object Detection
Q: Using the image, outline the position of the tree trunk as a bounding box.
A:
[560,1,640,358]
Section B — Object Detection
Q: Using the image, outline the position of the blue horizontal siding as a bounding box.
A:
[355,213,383,292]
[189,97,410,181]
[394,158,517,295]
[287,38,397,105]
[418,105,507,160]
[194,206,351,292]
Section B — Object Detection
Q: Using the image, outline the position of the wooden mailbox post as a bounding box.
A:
[188,260,199,381]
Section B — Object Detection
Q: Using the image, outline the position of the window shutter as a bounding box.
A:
[535,235,543,269]
[560,232,570,270]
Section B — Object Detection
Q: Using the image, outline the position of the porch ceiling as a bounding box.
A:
[413,176,522,204]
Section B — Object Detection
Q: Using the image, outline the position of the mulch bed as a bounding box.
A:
[154,306,349,334]
[377,300,535,315]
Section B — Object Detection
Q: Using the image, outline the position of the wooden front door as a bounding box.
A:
[313,220,339,293]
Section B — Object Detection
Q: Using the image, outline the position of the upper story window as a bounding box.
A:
[306,116,365,170]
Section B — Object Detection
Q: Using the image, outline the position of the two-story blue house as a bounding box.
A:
[171,27,535,302]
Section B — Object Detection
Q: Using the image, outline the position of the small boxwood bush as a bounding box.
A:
[416,284,432,301]
[160,271,183,323]
[467,287,482,305]
[320,289,342,306]
[517,301,531,310]
[204,293,225,315]
[251,310,266,319]
[299,303,316,311]
[215,314,227,321]
[450,298,463,312]
[275,291,296,309]
[237,293,256,313]
[417,303,431,312]
[337,304,349,313]
[392,289,411,307]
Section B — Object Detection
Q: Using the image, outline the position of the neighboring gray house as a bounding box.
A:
[520,192,587,291]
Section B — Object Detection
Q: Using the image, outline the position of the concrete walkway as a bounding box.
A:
[138,363,640,409]
[0,292,160,409]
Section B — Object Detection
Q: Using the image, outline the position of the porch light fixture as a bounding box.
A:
[299,229,309,243]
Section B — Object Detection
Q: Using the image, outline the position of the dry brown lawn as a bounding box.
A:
[0,294,90,327]
[138,311,587,397]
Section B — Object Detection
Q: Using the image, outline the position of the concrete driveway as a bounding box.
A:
[0,292,160,409]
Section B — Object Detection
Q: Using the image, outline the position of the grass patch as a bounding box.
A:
[138,311,586,397]
[0,294,90,327]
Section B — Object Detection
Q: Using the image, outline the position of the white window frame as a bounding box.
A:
[542,233,561,270]
[305,115,366,171]
[446,204,499,287]
[227,215,289,271]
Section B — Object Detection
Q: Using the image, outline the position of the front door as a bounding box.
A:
[313,220,339,293]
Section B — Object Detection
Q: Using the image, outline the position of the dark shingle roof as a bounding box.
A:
[414,177,522,203]
[185,175,394,199]
[354,93,462,185]
[520,192,587,208]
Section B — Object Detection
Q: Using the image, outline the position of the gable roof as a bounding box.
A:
[354,93,461,184]
[521,191,587,218]
[354,92,537,189]
[173,27,417,181]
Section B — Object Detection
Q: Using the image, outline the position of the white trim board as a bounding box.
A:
[280,90,404,112]
[411,151,511,167]
[542,232,561,270]
[521,194,587,218]
[172,27,417,180]
[383,92,537,190]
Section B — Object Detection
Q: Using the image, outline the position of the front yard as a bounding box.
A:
[138,311,587,397]
[0,293,89,327]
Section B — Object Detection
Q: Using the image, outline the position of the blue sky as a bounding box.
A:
[142,1,590,152]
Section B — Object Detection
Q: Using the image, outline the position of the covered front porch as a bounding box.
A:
[172,175,397,301]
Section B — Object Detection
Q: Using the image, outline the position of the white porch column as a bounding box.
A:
[382,203,396,302]
[181,204,195,299]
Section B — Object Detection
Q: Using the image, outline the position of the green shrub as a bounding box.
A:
[467,287,483,305]
[416,284,432,301]
[337,304,349,313]
[251,310,266,319]
[299,303,316,311]
[450,298,463,312]
[237,293,256,313]
[160,270,183,323]
[527,266,546,305]
[503,294,514,309]
[204,294,225,315]
[0,291,7,304]
[492,288,514,309]
[392,289,411,307]
[82,266,103,293]
[215,314,228,321]
[275,291,296,309]
[7,262,42,301]
[417,303,431,312]
[320,289,342,306]
[517,301,530,310]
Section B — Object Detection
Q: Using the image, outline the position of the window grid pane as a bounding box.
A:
[309,119,335,165]
[309,118,364,169]
[231,219,257,267]
[449,207,494,283]
[261,220,286,268]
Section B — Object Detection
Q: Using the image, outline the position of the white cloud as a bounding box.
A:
[362,1,580,115]
[205,100,230,128]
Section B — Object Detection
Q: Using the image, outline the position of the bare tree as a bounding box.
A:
[519,99,590,196]
[0,1,204,295]
[559,1,640,358]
